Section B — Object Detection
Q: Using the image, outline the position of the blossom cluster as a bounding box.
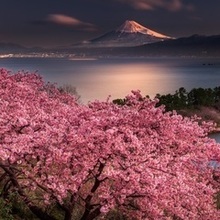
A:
[0,69,219,219]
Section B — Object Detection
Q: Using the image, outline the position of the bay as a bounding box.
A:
[0,57,220,103]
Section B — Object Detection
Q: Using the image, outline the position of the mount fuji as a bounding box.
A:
[89,20,172,47]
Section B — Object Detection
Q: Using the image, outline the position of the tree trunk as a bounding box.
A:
[0,164,56,220]
[64,210,72,220]
[28,205,57,220]
[80,162,105,220]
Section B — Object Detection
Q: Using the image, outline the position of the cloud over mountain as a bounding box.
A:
[46,14,96,31]
[117,0,193,11]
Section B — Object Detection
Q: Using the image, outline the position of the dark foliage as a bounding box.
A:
[155,86,220,111]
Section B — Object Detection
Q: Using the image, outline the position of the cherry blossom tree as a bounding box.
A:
[0,69,220,220]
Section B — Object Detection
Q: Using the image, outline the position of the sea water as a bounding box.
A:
[0,57,220,103]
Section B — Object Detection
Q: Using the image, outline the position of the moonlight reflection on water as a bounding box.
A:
[0,57,220,103]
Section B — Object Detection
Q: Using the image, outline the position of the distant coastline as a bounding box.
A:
[155,87,220,134]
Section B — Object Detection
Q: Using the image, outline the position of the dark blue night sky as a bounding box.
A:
[0,0,219,47]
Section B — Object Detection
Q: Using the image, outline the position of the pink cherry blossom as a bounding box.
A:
[0,69,219,220]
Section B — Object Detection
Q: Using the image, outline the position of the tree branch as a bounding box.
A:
[0,164,57,220]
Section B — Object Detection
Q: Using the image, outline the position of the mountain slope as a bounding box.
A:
[69,34,220,58]
[89,20,172,47]
[0,42,27,53]
[132,34,220,56]
[0,42,45,54]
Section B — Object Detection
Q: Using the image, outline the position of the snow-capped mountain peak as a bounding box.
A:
[87,20,173,47]
[117,20,171,39]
